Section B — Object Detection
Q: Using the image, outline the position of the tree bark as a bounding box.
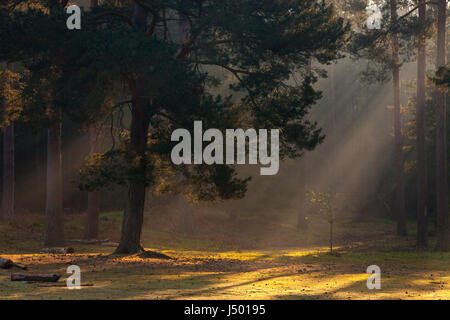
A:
[114,1,150,255]
[44,111,65,247]
[85,126,100,240]
[391,0,407,236]
[114,105,149,254]
[1,123,14,220]
[416,0,428,248]
[435,0,449,251]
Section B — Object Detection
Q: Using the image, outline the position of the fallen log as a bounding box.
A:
[12,263,27,270]
[37,283,94,288]
[0,258,28,270]
[40,247,74,254]
[0,258,13,269]
[11,273,61,282]
[101,242,119,247]
[69,239,109,245]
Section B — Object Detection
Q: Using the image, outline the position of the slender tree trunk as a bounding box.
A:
[298,56,313,230]
[330,64,337,193]
[85,126,100,240]
[83,0,101,240]
[391,0,407,236]
[329,221,333,254]
[435,0,449,251]
[115,2,150,254]
[1,123,14,220]
[35,130,46,212]
[45,110,65,246]
[416,0,428,247]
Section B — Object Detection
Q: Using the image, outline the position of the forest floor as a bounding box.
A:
[0,210,449,300]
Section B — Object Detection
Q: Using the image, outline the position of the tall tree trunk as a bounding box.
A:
[45,110,65,246]
[435,0,449,251]
[114,2,150,254]
[85,126,100,240]
[35,129,46,212]
[416,0,428,248]
[83,0,101,241]
[330,64,337,194]
[391,0,407,236]
[298,56,313,231]
[1,123,14,220]
[114,102,150,254]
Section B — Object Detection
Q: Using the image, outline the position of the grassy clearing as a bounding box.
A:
[0,212,449,300]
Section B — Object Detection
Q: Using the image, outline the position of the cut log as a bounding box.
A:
[0,258,13,269]
[40,247,74,254]
[11,273,61,282]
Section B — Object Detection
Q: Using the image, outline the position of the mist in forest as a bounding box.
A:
[199,58,419,226]
[5,57,418,238]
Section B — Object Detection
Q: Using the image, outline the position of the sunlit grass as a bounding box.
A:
[0,213,449,300]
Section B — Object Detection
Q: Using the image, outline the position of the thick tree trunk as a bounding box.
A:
[114,105,149,254]
[1,123,14,220]
[391,0,407,236]
[44,112,65,246]
[416,0,428,248]
[85,126,100,240]
[114,1,150,255]
[435,0,449,251]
